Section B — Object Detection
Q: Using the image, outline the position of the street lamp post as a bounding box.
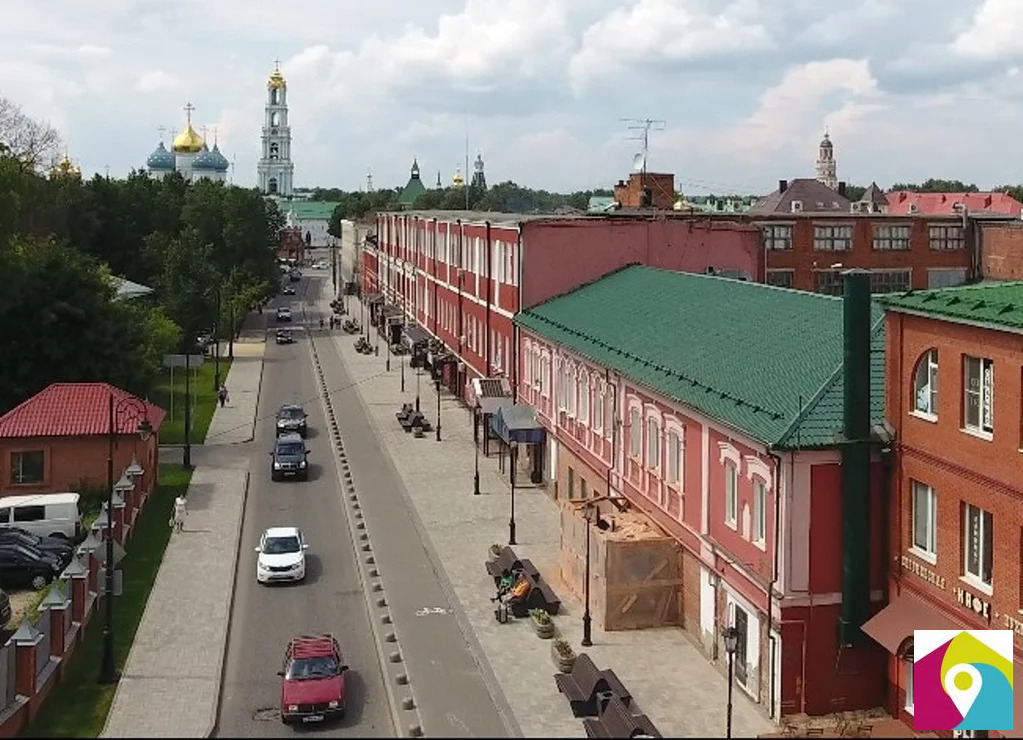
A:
[473,401,481,495]
[228,297,235,360]
[101,393,152,685]
[435,378,442,441]
[415,354,421,414]
[581,503,593,647]
[723,626,739,739]
[213,287,221,391]
[508,444,517,545]
[401,350,406,393]
[183,352,192,468]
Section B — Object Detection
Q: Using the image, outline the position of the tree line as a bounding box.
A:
[0,100,283,414]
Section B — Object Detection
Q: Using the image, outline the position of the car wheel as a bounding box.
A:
[31,574,47,590]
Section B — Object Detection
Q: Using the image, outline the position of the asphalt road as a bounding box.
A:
[215,275,394,738]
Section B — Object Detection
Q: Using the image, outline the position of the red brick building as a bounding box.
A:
[278,225,306,264]
[865,282,1023,736]
[0,383,165,498]
[612,171,677,209]
[516,266,890,720]
[886,190,1023,217]
[364,211,763,400]
[750,179,981,294]
[978,221,1023,281]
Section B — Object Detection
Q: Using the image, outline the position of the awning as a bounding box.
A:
[382,304,403,321]
[860,591,960,655]
[469,376,512,415]
[402,324,431,349]
[490,402,546,445]
[366,292,384,304]
[1009,681,1023,739]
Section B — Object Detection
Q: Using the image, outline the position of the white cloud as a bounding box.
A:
[135,70,183,95]
[952,0,1023,59]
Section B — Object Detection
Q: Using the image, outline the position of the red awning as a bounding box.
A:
[860,591,960,655]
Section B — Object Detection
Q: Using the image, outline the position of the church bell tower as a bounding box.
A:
[257,60,295,197]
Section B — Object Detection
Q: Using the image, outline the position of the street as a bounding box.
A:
[215,275,393,737]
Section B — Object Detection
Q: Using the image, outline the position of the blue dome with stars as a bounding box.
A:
[191,143,219,171]
[146,142,175,170]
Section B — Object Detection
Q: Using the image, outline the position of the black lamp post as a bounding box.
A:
[581,503,593,647]
[400,350,406,392]
[414,353,421,414]
[101,393,152,685]
[228,297,234,360]
[183,352,192,468]
[508,444,517,546]
[435,378,442,441]
[723,626,739,739]
[213,286,221,391]
[473,401,481,496]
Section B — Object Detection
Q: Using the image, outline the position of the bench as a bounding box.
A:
[506,571,561,618]
[583,695,661,738]
[485,546,541,586]
[554,654,632,717]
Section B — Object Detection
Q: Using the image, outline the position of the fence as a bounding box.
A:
[32,615,50,679]
[0,643,14,707]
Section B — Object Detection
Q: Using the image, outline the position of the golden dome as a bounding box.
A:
[172,124,204,153]
[50,154,82,180]
[268,69,286,90]
[452,167,464,188]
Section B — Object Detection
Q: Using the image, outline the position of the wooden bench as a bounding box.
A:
[583,695,661,738]
[485,546,541,585]
[554,654,632,717]
[506,571,561,617]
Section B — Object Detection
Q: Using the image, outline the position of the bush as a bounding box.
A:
[552,638,575,657]
[530,608,551,625]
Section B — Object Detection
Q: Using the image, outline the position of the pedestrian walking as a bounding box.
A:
[217,384,229,408]
[171,495,187,533]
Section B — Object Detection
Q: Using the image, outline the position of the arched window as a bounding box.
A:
[913,349,938,417]
[270,142,279,160]
[268,177,278,195]
[271,111,280,126]
[271,89,279,105]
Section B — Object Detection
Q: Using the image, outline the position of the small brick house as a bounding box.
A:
[865,282,1023,736]
[0,383,165,498]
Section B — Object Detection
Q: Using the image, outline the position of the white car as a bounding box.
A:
[255,527,308,584]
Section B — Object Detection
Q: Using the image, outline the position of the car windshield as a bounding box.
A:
[286,656,338,680]
[263,536,300,554]
[279,408,303,419]
[276,443,304,456]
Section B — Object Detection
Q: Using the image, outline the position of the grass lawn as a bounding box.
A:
[150,358,231,444]
[22,464,192,739]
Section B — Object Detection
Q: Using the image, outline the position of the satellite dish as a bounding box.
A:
[632,153,646,172]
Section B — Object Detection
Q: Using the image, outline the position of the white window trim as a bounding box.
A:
[904,659,914,715]
[718,441,741,469]
[912,349,939,420]
[910,480,937,564]
[579,370,590,425]
[962,502,994,594]
[566,362,577,417]
[743,455,772,488]
[724,462,738,530]
[593,382,605,433]
[665,418,685,489]
[962,356,994,438]
[627,398,643,459]
[752,479,767,550]
[645,406,663,474]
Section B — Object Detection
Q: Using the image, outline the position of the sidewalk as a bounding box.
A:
[325,304,774,738]
[203,337,266,445]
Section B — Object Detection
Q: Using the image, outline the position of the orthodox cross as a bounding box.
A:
[183,102,196,125]
[157,125,168,142]
[273,58,281,71]
[211,126,218,145]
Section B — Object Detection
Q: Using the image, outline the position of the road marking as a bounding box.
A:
[414,606,450,617]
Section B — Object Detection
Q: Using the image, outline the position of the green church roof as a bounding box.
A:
[514,265,885,448]
[284,201,340,221]
[398,176,426,206]
[876,281,1023,333]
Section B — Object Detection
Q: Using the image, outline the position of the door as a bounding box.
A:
[734,606,749,686]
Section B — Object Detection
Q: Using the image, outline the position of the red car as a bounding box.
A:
[278,635,349,724]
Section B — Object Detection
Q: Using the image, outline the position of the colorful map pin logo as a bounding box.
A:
[944,663,982,719]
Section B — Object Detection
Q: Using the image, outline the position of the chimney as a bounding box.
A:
[778,179,788,194]
[985,194,993,208]
[898,192,907,203]
[838,269,872,647]
[838,181,847,197]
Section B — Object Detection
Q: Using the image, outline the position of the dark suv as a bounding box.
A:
[275,404,308,436]
[270,433,309,481]
[0,544,61,590]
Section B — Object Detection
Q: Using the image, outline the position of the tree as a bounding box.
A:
[0,98,62,172]
[994,184,1023,203]
[843,184,867,202]
[889,179,979,193]
[155,228,219,352]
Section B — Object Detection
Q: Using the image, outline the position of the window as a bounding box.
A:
[725,463,738,526]
[913,350,938,417]
[567,370,576,415]
[12,505,44,522]
[963,356,994,434]
[580,374,590,424]
[568,467,576,499]
[905,659,914,714]
[10,451,44,485]
[594,390,604,432]
[629,407,642,457]
[927,268,967,289]
[814,270,844,296]
[753,480,767,545]
[873,225,911,251]
[581,479,589,498]
[767,270,794,288]
[763,224,793,250]
[813,224,853,251]
[667,430,683,485]
[929,225,965,250]
[870,270,911,294]
[963,503,993,586]
[604,394,614,438]
[912,481,937,558]
[647,417,660,470]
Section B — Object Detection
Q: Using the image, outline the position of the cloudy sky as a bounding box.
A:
[3,0,1021,194]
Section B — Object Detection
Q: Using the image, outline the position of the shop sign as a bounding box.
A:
[953,586,991,622]
[900,555,946,589]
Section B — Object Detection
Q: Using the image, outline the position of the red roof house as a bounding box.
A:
[0,383,165,497]
[886,190,1023,217]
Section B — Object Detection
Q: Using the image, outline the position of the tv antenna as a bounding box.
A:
[366,168,373,192]
[620,118,665,174]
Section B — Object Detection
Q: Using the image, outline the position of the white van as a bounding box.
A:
[0,493,82,540]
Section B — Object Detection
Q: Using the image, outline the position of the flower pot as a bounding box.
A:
[551,643,576,673]
[532,614,555,639]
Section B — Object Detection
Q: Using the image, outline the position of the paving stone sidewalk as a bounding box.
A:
[325,301,775,739]
[203,338,266,445]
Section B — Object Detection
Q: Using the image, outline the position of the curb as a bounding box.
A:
[240,347,266,444]
[206,469,251,738]
[325,327,523,738]
[308,326,415,738]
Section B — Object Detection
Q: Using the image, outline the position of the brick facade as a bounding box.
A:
[979,221,1023,281]
[612,172,676,209]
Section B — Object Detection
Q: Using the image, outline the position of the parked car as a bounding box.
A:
[275,404,308,436]
[0,530,72,568]
[275,328,294,345]
[276,307,292,322]
[0,493,82,540]
[0,543,61,590]
[0,589,11,627]
[282,285,296,296]
[279,635,348,724]
[255,527,308,584]
[270,433,309,481]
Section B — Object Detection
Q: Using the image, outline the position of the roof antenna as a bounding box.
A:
[620,117,666,175]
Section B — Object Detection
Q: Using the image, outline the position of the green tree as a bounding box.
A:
[889,179,979,193]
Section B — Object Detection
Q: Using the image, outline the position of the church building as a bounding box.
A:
[257,62,295,197]
[815,130,837,190]
[146,103,229,182]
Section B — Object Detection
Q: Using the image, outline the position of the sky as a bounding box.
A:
[3,0,1023,195]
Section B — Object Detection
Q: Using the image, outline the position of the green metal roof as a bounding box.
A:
[876,281,1023,333]
[514,265,886,449]
[398,176,426,206]
[285,201,340,221]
